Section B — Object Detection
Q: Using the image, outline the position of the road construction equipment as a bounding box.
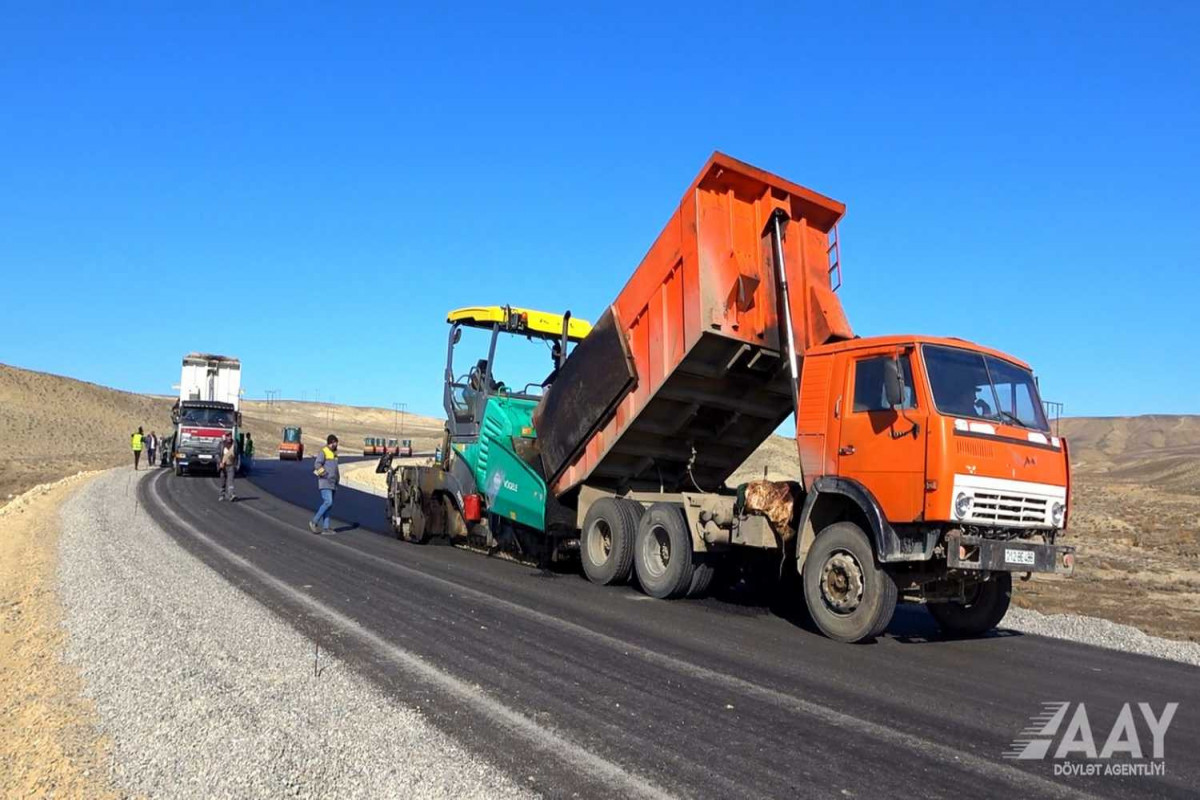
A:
[170,353,248,477]
[279,426,304,460]
[384,153,1072,643]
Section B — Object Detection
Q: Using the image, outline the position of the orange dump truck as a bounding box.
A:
[388,152,1073,643]
[534,152,1072,641]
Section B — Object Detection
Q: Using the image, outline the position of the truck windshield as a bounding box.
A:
[284,429,301,443]
[922,344,1049,432]
[180,407,234,427]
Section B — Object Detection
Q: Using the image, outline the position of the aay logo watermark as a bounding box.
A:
[1006,702,1178,778]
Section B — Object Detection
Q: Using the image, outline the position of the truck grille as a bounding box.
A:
[969,491,1048,526]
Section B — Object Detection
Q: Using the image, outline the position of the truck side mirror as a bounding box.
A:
[882,356,904,408]
[452,328,462,345]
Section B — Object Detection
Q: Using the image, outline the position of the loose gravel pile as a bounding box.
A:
[1001,606,1200,667]
[57,470,532,799]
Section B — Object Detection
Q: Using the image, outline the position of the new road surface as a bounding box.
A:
[140,459,1199,798]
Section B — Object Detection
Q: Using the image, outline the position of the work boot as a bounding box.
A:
[229,494,237,503]
[308,521,320,534]
[218,495,225,502]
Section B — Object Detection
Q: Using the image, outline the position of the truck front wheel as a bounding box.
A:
[580,498,641,585]
[928,574,1012,637]
[802,522,897,643]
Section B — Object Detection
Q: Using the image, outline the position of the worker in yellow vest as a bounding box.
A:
[308,435,340,534]
[131,427,145,470]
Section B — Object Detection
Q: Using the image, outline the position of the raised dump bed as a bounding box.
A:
[536,153,853,497]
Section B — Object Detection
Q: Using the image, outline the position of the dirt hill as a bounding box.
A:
[0,364,176,500]
[1058,415,1200,491]
[0,363,442,501]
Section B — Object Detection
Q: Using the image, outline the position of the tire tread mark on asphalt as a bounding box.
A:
[187,473,1093,799]
[147,471,674,800]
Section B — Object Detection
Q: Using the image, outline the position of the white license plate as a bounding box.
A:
[1005,548,1036,566]
[198,455,212,461]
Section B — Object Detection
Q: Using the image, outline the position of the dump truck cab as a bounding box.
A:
[799,335,1068,533]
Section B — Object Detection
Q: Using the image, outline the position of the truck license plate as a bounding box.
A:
[1005,548,1036,566]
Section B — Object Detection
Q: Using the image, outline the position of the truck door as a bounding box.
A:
[837,349,927,522]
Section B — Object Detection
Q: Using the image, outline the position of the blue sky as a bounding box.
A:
[2,2,1197,419]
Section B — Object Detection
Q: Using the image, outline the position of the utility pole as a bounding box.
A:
[265,389,279,408]
[393,402,407,436]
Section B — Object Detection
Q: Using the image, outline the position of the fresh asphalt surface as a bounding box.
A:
[140,458,1200,798]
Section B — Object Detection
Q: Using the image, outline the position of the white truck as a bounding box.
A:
[169,353,247,476]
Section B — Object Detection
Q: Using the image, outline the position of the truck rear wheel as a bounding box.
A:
[928,573,1012,637]
[685,557,717,598]
[802,522,897,643]
[580,498,641,585]
[634,503,698,599]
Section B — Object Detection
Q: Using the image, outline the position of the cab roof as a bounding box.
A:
[807,334,1033,370]
[446,306,593,342]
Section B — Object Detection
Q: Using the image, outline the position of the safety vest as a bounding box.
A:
[131,433,144,451]
[322,446,337,461]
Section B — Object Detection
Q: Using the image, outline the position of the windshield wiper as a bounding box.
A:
[996,409,1027,428]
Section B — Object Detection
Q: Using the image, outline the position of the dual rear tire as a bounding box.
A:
[580,500,714,599]
[580,498,642,585]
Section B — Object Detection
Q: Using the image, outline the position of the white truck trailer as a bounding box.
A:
[170,353,246,476]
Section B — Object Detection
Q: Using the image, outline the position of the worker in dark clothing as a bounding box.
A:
[217,432,238,502]
[242,432,255,472]
[145,431,157,469]
[309,435,340,534]
[131,427,144,470]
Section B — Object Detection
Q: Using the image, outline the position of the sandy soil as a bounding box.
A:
[0,473,117,798]
[339,457,434,497]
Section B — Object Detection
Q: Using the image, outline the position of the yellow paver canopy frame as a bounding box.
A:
[446,306,592,342]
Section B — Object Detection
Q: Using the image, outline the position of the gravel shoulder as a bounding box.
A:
[56,468,532,799]
[0,471,117,799]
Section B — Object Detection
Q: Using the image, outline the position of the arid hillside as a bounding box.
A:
[240,400,443,458]
[0,363,441,500]
[1059,415,1200,490]
[0,364,175,500]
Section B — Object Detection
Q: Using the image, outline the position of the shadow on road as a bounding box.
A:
[247,458,1024,646]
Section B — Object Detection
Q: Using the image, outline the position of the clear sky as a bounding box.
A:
[3,2,1197,420]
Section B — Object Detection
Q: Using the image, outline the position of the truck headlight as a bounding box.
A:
[954,492,973,519]
[1051,502,1065,527]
